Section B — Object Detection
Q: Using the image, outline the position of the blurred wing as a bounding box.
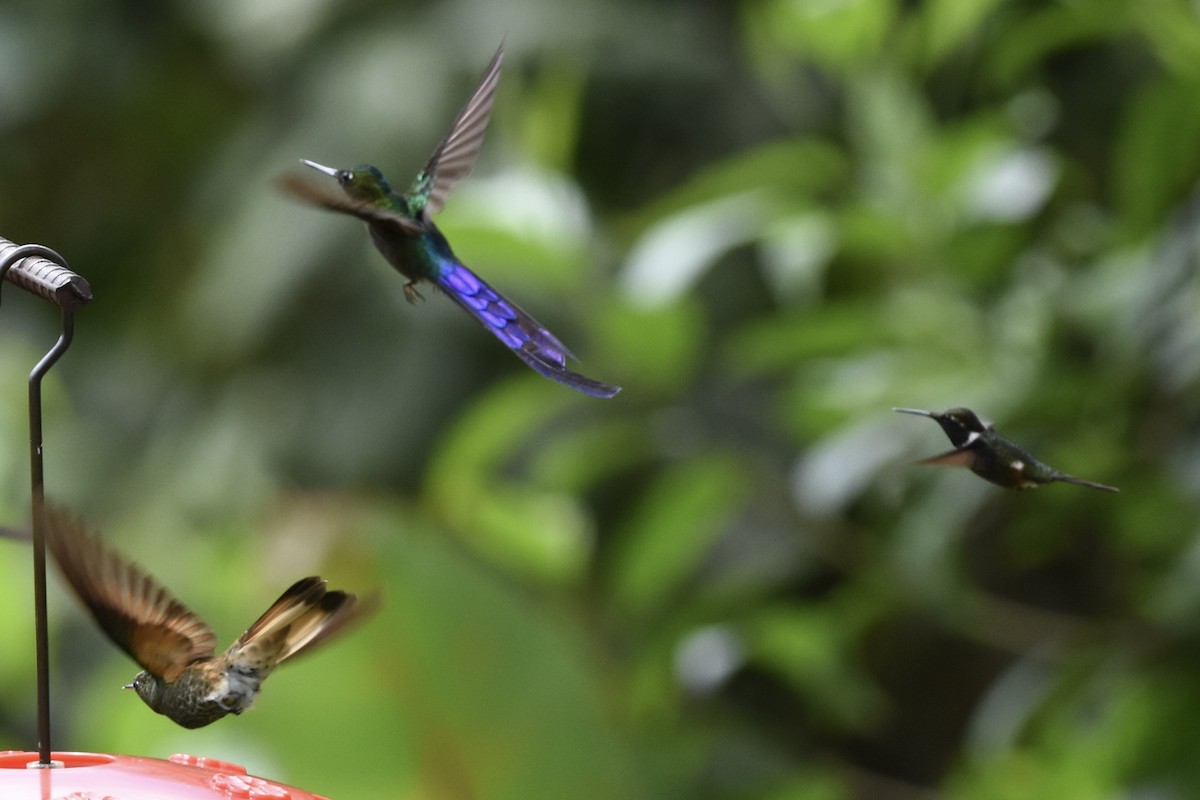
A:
[277,173,423,235]
[420,45,503,218]
[40,502,217,682]
[435,261,621,398]
[917,448,976,469]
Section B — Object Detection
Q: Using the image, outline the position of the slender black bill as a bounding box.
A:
[892,407,936,418]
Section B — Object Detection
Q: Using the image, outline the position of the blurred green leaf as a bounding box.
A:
[518,57,587,174]
[724,302,887,377]
[743,0,895,73]
[531,417,656,491]
[986,1,1129,86]
[599,298,705,395]
[914,0,1008,72]
[1114,76,1200,239]
[611,454,750,616]
[378,509,647,800]
[761,772,850,800]
[626,139,848,234]
[426,380,597,585]
[744,605,883,730]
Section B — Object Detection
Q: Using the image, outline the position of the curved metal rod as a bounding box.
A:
[27,312,74,766]
[0,241,84,767]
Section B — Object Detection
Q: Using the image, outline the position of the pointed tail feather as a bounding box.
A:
[276,588,379,664]
[435,262,621,398]
[516,346,622,399]
[235,577,324,649]
[234,577,377,674]
[1055,473,1120,493]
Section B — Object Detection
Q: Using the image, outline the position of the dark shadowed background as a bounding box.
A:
[2,1,1200,798]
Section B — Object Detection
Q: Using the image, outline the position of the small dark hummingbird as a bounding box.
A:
[892,407,1119,492]
[40,502,377,728]
[279,45,620,399]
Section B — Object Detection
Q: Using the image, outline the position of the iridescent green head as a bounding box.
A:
[302,160,392,203]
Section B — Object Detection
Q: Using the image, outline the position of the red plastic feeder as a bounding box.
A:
[0,751,329,799]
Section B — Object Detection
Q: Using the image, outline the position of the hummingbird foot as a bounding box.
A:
[403,281,424,304]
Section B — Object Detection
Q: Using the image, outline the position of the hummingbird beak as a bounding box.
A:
[892,407,935,418]
[122,682,135,690]
[300,159,340,177]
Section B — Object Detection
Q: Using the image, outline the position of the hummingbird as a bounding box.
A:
[279,45,620,399]
[892,407,1119,492]
[40,502,377,728]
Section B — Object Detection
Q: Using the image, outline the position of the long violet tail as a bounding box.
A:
[435,262,620,398]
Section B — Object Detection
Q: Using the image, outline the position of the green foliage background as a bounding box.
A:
[3,1,1200,798]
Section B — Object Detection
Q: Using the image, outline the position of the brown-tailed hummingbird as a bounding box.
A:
[279,45,620,398]
[40,502,378,728]
[892,407,1119,492]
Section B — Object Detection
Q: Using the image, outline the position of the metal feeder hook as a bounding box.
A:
[0,237,92,768]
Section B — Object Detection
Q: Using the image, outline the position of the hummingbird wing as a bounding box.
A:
[225,576,375,678]
[916,448,977,469]
[434,261,621,398]
[416,45,504,219]
[39,503,218,682]
[277,173,424,235]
